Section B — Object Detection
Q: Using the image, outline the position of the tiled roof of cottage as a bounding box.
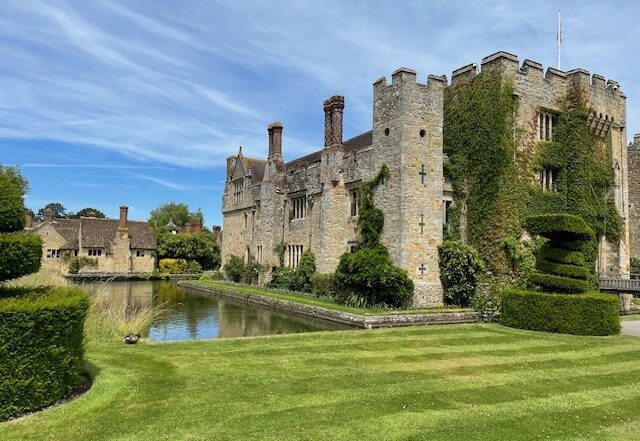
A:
[285,130,372,171]
[34,217,156,252]
[80,218,156,252]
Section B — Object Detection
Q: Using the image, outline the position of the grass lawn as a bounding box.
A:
[193,279,473,315]
[2,324,640,440]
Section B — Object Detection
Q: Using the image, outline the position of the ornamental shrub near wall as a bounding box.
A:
[501,290,619,336]
[438,241,485,307]
[0,287,90,420]
[159,258,188,274]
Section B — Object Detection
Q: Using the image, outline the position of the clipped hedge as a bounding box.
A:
[0,174,25,233]
[0,233,42,282]
[525,214,595,242]
[528,272,590,293]
[535,259,589,280]
[538,245,586,266]
[0,287,90,420]
[501,289,619,336]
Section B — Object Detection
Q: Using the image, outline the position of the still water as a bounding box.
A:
[96,281,352,341]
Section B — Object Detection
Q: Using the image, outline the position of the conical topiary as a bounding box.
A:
[525,213,594,293]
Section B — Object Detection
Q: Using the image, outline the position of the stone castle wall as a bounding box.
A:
[628,135,640,260]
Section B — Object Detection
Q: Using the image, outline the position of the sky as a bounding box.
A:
[1,0,638,227]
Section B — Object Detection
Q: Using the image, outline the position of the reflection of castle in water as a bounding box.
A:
[95,281,350,341]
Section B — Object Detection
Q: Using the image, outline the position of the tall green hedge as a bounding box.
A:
[501,290,619,336]
[0,287,90,420]
[0,234,43,281]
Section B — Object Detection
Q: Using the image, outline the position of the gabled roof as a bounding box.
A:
[285,130,372,171]
[230,149,267,183]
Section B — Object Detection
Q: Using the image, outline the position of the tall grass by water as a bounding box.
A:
[6,269,167,342]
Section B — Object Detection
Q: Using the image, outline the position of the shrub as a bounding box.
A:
[0,234,42,281]
[0,174,26,233]
[438,241,485,307]
[539,245,586,266]
[0,287,90,420]
[223,255,244,283]
[159,258,188,274]
[186,261,203,274]
[535,259,589,280]
[66,256,97,274]
[156,231,221,270]
[241,259,262,285]
[310,273,339,299]
[501,290,619,336]
[335,246,414,307]
[269,266,294,290]
[289,251,316,293]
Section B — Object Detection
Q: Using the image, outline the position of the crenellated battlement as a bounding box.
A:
[449,51,625,102]
[373,67,447,97]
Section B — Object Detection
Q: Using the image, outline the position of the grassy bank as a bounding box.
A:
[192,279,472,315]
[2,323,640,440]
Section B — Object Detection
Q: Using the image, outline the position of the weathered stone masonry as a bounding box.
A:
[221,51,631,305]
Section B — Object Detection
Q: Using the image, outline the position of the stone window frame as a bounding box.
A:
[46,249,61,259]
[232,178,244,204]
[87,248,103,257]
[287,244,304,268]
[135,250,146,257]
[537,109,559,142]
[291,195,307,220]
[256,245,263,264]
[540,167,557,192]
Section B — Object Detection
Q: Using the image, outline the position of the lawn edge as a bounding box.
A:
[178,280,478,328]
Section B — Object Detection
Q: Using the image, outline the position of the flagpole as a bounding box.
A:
[557,10,561,69]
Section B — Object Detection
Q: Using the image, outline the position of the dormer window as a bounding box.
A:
[540,167,556,192]
[538,111,558,141]
[233,178,244,203]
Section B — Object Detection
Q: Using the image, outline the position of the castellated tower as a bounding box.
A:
[372,69,446,305]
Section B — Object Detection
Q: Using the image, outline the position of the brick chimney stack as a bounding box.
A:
[192,218,202,233]
[25,209,35,228]
[184,222,192,234]
[44,208,53,223]
[635,133,640,145]
[118,206,128,232]
[268,121,283,160]
[323,95,345,148]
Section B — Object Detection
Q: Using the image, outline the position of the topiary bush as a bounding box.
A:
[335,246,414,307]
[159,258,188,274]
[311,273,340,300]
[223,255,244,283]
[501,289,619,336]
[438,241,484,307]
[289,251,316,293]
[525,213,594,293]
[0,287,90,420]
[268,266,295,290]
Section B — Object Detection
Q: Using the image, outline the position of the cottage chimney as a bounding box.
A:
[212,225,221,237]
[118,206,128,232]
[25,209,35,228]
[635,133,640,145]
[184,222,192,234]
[44,208,53,223]
[192,218,202,233]
[323,95,344,148]
[268,121,283,160]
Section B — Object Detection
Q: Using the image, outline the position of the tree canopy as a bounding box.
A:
[69,208,106,219]
[36,202,68,220]
[149,202,204,229]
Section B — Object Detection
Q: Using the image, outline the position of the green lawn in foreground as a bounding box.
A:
[194,279,472,315]
[2,324,640,440]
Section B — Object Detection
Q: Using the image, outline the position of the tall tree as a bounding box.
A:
[0,165,28,197]
[36,202,68,221]
[70,208,106,219]
[149,202,194,229]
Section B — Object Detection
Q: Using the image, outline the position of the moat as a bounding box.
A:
[93,281,352,341]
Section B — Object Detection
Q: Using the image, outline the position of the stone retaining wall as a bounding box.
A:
[178,281,478,329]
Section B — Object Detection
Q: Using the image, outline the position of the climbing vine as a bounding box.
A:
[356,164,389,249]
[444,71,526,274]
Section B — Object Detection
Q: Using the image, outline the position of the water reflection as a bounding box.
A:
[92,281,352,341]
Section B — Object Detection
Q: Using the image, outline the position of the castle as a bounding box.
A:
[221,51,631,306]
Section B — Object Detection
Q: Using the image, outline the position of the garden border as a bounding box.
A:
[178,281,478,328]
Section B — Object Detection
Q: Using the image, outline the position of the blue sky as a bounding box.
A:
[1,0,638,227]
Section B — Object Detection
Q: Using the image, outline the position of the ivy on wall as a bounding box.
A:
[444,71,526,274]
[444,72,621,276]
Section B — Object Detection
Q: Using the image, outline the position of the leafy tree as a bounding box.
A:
[289,251,316,293]
[36,202,68,221]
[438,241,485,307]
[0,172,42,281]
[156,230,220,270]
[0,165,28,196]
[223,255,245,282]
[70,208,106,219]
[149,203,192,229]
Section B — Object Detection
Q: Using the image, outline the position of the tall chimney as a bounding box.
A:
[44,208,53,223]
[25,209,35,228]
[634,133,640,145]
[118,206,128,232]
[192,218,202,233]
[323,95,345,148]
[268,121,283,159]
[184,222,192,234]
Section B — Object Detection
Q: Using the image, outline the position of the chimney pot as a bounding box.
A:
[323,95,345,148]
[44,208,54,223]
[118,206,128,232]
[25,209,35,228]
[267,121,283,160]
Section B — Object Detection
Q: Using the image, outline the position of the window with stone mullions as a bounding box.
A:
[538,111,558,141]
[292,195,306,220]
[232,178,244,203]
